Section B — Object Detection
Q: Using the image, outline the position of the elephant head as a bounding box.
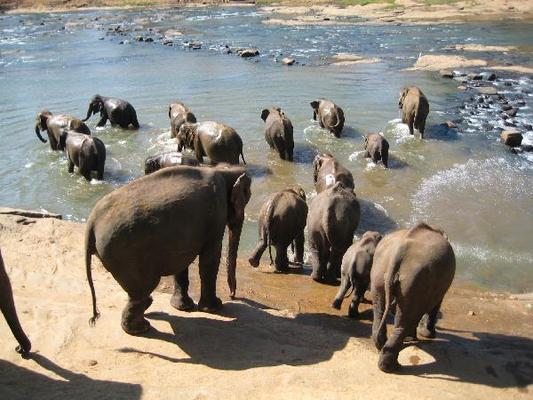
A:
[177,122,198,152]
[35,110,52,143]
[398,87,409,109]
[288,185,306,202]
[260,108,270,122]
[310,100,319,121]
[83,95,104,121]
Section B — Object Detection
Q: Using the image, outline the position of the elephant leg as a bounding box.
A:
[348,284,367,319]
[97,115,108,127]
[120,275,159,335]
[310,244,329,282]
[248,235,267,268]
[170,268,195,312]
[417,120,426,139]
[131,113,140,129]
[273,244,289,272]
[372,288,387,350]
[417,301,442,339]
[331,274,351,310]
[197,241,223,313]
[79,158,92,181]
[378,308,416,373]
[67,158,74,174]
[293,230,305,265]
[408,120,414,136]
[325,247,344,283]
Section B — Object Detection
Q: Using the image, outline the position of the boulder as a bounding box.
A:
[467,72,482,80]
[480,72,496,81]
[238,48,260,58]
[145,37,154,43]
[441,120,457,129]
[457,85,467,91]
[440,69,453,78]
[504,107,518,117]
[135,35,144,42]
[475,86,498,95]
[282,57,295,66]
[500,130,523,147]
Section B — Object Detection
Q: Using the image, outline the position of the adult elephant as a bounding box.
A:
[260,107,294,161]
[35,110,90,150]
[59,130,106,181]
[398,86,429,138]
[248,186,307,272]
[364,133,389,168]
[371,222,455,373]
[0,249,31,354]
[310,99,345,138]
[177,121,246,165]
[83,95,139,129]
[144,151,200,174]
[307,182,360,283]
[85,165,252,335]
[313,153,354,193]
[169,102,196,138]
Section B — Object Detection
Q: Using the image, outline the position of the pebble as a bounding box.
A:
[87,360,98,367]
[468,310,476,316]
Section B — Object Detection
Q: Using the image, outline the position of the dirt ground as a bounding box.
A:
[0,211,532,399]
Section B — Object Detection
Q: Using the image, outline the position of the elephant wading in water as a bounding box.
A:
[248,186,308,272]
[35,110,90,150]
[261,107,294,161]
[177,121,246,165]
[83,95,139,129]
[85,165,252,335]
[399,86,429,138]
[307,182,360,283]
[59,130,106,181]
[313,153,354,193]
[332,231,382,318]
[310,99,345,138]
[371,222,455,373]
[364,133,389,168]
[169,102,196,138]
[0,249,31,354]
[144,151,200,174]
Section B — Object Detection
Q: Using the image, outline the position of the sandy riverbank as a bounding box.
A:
[0,210,532,399]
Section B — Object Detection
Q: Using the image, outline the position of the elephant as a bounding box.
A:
[83,94,139,129]
[364,133,389,168]
[310,99,345,138]
[85,165,252,335]
[35,110,90,150]
[260,107,294,161]
[248,186,308,272]
[331,231,382,318]
[398,86,429,138]
[177,121,246,165]
[144,151,200,174]
[313,153,354,194]
[169,102,196,139]
[371,222,455,373]
[0,248,31,354]
[59,130,106,181]
[307,182,360,283]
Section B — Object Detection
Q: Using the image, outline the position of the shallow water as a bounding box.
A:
[1,7,532,292]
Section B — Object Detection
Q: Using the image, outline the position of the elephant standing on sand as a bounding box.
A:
[371,222,455,373]
[398,86,429,138]
[169,102,196,138]
[313,153,354,193]
[59,130,106,181]
[144,151,200,175]
[261,107,294,161]
[0,249,31,354]
[364,133,389,168]
[248,186,308,272]
[83,95,139,129]
[85,165,251,335]
[310,99,345,138]
[307,182,360,283]
[331,231,382,318]
[35,110,90,150]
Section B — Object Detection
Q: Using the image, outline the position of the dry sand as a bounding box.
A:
[0,210,532,399]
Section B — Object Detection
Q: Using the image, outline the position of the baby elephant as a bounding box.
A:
[398,86,429,138]
[169,102,196,138]
[313,153,354,194]
[332,231,382,318]
[310,98,345,138]
[371,222,455,373]
[248,186,308,272]
[144,151,200,174]
[59,130,106,181]
[364,133,389,168]
[35,110,90,150]
[261,107,294,161]
[83,94,139,129]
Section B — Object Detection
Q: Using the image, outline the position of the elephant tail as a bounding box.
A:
[265,193,282,266]
[85,224,100,326]
[240,150,247,165]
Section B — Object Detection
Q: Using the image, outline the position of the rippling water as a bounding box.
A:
[1,7,532,291]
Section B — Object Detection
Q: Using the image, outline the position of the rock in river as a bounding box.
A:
[500,130,523,147]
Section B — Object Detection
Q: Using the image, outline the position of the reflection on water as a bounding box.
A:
[0,7,532,291]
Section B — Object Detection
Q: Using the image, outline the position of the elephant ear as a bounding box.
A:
[296,186,306,202]
[260,109,270,122]
[168,105,172,119]
[312,154,322,184]
[310,101,319,120]
[398,88,408,108]
[231,173,252,220]
[364,135,369,149]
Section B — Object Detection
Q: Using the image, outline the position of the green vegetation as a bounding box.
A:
[255,0,395,6]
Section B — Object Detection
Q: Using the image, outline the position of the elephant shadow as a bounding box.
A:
[292,142,319,165]
[424,123,461,141]
[0,353,142,400]
[244,163,272,179]
[356,199,399,235]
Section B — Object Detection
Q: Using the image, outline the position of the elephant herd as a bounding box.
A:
[1,85,455,373]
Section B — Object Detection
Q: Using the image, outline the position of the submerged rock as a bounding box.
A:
[238,48,260,58]
[282,57,295,66]
[440,69,453,78]
[480,72,497,81]
[475,86,498,95]
[500,130,523,147]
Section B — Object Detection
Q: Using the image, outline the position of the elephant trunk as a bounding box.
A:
[83,103,94,122]
[35,124,47,143]
[226,221,243,299]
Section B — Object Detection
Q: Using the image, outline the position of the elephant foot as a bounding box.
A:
[248,257,260,268]
[170,293,196,312]
[372,333,387,351]
[311,271,324,283]
[348,307,360,319]
[121,317,151,336]
[15,340,31,355]
[417,326,436,339]
[378,352,401,373]
[274,265,289,273]
[198,296,223,313]
[331,299,342,310]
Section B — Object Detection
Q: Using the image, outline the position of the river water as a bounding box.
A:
[1,7,532,292]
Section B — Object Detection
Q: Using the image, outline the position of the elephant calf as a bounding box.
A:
[59,130,106,181]
[169,102,196,138]
[332,231,382,317]
[399,86,429,138]
[35,110,90,150]
[310,98,345,138]
[261,107,294,161]
[364,133,389,168]
[144,151,200,174]
[371,222,455,373]
[248,186,308,272]
[83,94,139,129]
[313,153,354,194]
[307,182,360,283]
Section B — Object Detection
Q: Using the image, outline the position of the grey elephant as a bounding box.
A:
[260,107,294,161]
[307,182,360,283]
[59,130,106,181]
[310,99,345,137]
[83,94,139,129]
[248,186,308,272]
[364,133,389,168]
[169,102,196,138]
[313,153,354,193]
[371,222,455,373]
[177,121,246,165]
[85,165,252,335]
[0,249,31,354]
[331,231,382,318]
[398,86,429,138]
[144,151,200,174]
[35,110,91,150]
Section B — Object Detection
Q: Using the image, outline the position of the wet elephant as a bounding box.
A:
[144,151,200,174]
[313,153,354,193]
[364,133,389,168]
[398,86,429,138]
[261,107,294,161]
[83,95,139,129]
[169,102,196,139]
[35,110,90,150]
[59,130,106,181]
[310,99,345,137]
